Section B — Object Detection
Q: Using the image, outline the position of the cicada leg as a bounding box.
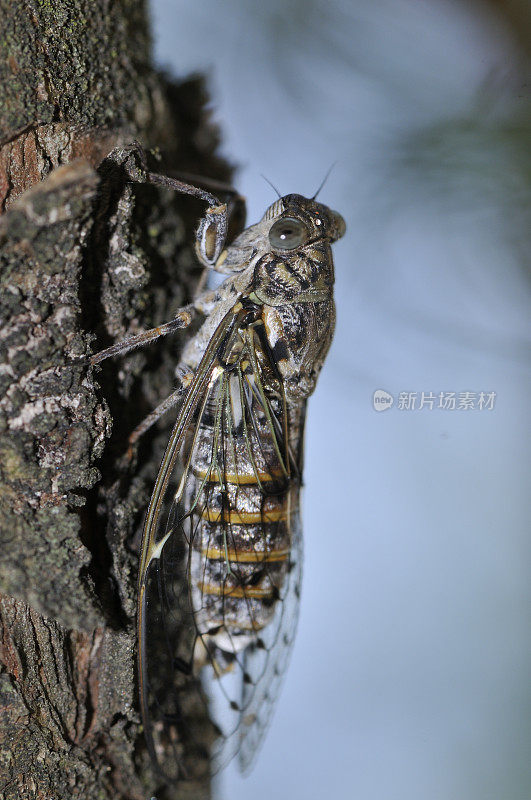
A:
[90,143,248,462]
[88,275,232,367]
[89,308,194,366]
[162,170,246,295]
[162,168,247,248]
[124,367,194,460]
[100,141,246,268]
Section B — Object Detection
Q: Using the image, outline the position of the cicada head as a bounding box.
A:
[248,194,345,310]
[215,195,345,276]
[263,194,346,251]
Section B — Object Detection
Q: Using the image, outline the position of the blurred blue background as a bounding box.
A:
[150,1,530,798]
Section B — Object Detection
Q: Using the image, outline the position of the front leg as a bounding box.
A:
[101,142,230,267]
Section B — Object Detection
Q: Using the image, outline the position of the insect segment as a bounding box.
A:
[91,155,345,782]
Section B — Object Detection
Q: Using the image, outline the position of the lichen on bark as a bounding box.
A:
[0,2,233,797]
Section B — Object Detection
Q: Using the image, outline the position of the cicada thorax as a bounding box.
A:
[250,233,336,401]
[252,239,334,307]
[177,324,303,677]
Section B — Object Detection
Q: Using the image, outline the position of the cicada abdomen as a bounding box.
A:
[138,302,306,779]
[186,374,295,660]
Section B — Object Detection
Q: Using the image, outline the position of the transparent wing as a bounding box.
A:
[137,303,305,782]
[138,305,242,782]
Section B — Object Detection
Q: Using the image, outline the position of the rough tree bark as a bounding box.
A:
[0,2,234,798]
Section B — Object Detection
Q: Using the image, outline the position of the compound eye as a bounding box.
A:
[269,217,308,250]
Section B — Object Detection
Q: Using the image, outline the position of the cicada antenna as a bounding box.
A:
[312,162,337,200]
[260,174,282,199]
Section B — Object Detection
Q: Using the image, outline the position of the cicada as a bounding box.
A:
[92,145,345,782]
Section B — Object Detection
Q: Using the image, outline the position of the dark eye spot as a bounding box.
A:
[269,217,308,250]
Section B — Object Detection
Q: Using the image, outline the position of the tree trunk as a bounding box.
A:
[0,2,232,797]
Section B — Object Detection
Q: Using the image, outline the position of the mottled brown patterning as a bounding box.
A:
[91,145,345,783]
